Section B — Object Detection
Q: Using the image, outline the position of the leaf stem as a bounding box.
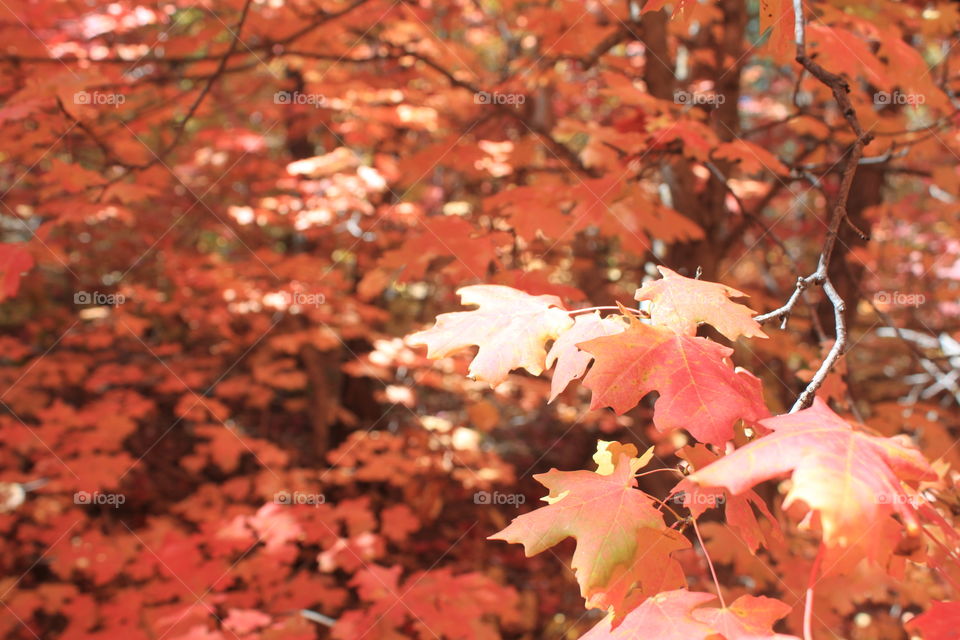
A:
[804,542,826,640]
[920,527,960,592]
[692,517,725,608]
[650,495,685,521]
[635,467,683,479]
[568,306,643,316]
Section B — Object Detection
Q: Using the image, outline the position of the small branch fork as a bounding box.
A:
[753,0,874,415]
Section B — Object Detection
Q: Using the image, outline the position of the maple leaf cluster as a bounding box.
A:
[411,267,947,638]
[0,0,958,637]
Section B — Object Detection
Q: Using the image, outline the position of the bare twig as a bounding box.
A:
[300,609,337,627]
[754,274,816,328]
[752,0,874,412]
[791,278,846,411]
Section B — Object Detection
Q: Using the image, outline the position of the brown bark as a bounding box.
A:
[816,163,885,334]
[301,343,341,459]
[663,0,746,278]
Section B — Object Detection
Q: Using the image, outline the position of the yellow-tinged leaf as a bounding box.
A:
[545,311,626,401]
[688,399,936,548]
[489,453,688,618]
[593,441,653,476]
[408,285,574,385]
[635,266,767,341]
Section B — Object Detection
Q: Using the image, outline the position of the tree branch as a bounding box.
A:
[753,0,874,412]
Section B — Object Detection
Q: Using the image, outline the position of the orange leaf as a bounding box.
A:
[906,601,960,640]
[489,448,688,617]
[692,594,799,639]
[635,266,767,341]
[580,589,718,639]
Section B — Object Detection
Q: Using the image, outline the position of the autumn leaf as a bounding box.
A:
[222,609,272,635]
[484,183,571,241]
[582,590,799,640]
[724,490,783,555]
[692,594,799,640]
[713,140,790,177]
[579,315,769,446]
[466,400,500,431]
[759,0,796,61]
[579,589,718,640]
[593,440,653,476]
[673,445,783,553]
[640,0,696,20]
[807,24,891,92]
[0,0,955,634]
[408,285,574,385]
[545,311,625,401]
[286,147,359,177]
[380,216,512,283]
[634,266,767,341]
[380,504,420,543]
[905,600,960,640]
[333,565,519,640]
[687,399,936,546]
[0,243,34,301]
[489,445,689,616]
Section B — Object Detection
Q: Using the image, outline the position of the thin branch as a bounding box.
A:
[568,305,643,316]
[300,609,337,627]
[704,160,797,262]
[160,0,255,159]
[791,278,845,412]
[753,0,874,412]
